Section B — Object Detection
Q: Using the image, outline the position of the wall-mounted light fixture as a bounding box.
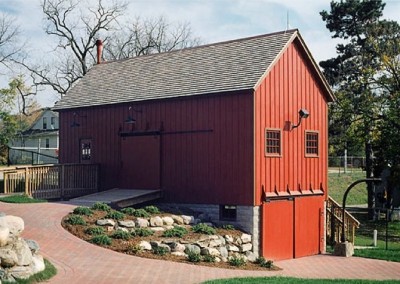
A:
[291,108,309,130]
[70,112,88,127]
[71,112,84,127]
[124,106,142,124]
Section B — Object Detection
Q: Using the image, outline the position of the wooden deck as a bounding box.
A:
[65,188,163,208]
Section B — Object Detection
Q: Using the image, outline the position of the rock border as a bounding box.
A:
[95,213,257,263]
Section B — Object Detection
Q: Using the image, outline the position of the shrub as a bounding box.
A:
[133,228,154,237]
[111,230,131,240]
[91,202,111,212]
[121,207,136,215]
[66,215,86,225]
[203,254,216,263]
[221,224,235,230]
[132,209,150,218]
[187,251,201,263]
[228,255,246,267]
[255,256,273,268]
[90,234,112,246]
[144,205,160,214]
[192,223,216,235]
[162,226,188,238]
[85,226,105,236]
[105,210,125,220]
[126,244,142,254]
[73,206,93,216]
[152,246,169,256]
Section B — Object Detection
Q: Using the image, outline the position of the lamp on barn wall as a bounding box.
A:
[124,106,143,130]
[71,112,87,127]
[291,108,309,130]
[124,106,143,123]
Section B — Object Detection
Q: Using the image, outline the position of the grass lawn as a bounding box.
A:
[328,170,368,205]
[355,247,400,262]
[202,276,400,284]
[0,194,47,203]
[328,169,400,263]
[353,222,400,262]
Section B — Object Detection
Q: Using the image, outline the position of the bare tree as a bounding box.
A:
[104,16,201,60]
[19,0,127,97]
[0,13,23,68]
[18,0,200,99]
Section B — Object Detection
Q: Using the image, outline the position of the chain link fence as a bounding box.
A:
[329,156,366,173]
[7,147,58,165]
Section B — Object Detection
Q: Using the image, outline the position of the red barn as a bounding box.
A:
[54,29,334,260]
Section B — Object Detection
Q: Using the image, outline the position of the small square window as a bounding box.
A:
[306,131,319,156]
[265,129,281,156]
[219,205,237,221]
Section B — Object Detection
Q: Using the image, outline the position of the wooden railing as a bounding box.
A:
[2,164,99,200]
[326,196,360,244]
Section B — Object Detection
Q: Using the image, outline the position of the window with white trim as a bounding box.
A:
[42,117,47,130]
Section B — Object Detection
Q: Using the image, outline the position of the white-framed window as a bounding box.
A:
[42,117,47,130]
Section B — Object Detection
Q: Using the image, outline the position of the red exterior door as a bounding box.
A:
[262,196,324,260]
[294,196,323,258]
[120,135,161,189]
[262,199,294,260]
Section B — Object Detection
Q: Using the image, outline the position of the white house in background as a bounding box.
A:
[9,108,59,165]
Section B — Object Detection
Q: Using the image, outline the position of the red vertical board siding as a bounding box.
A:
[59,91,254,205]
[255,41,329,204]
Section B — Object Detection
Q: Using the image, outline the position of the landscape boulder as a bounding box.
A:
[0,214,45,282]
[96,219,115,227]
[0,227,10,247]
[118,220,135,228]
[0,215,24,239]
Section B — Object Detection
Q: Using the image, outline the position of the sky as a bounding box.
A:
[1,0,400,107]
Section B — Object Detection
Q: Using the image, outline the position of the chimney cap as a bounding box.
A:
[95,39,103,46]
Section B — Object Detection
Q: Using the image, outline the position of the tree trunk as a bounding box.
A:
[365,140,375,220]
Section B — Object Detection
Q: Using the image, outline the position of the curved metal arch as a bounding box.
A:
[341,178,382,242]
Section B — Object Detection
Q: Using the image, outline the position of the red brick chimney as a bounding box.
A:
[95,39,103,64]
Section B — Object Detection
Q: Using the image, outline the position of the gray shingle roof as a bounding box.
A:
[54,30,328,110]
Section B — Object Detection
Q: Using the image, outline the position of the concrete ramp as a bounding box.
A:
[65,188,162,208]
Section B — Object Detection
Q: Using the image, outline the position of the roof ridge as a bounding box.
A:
[98,29,299,66]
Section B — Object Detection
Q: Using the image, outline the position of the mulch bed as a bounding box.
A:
[61,209,280,271]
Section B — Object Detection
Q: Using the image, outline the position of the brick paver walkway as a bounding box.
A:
[1,202,400,283]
